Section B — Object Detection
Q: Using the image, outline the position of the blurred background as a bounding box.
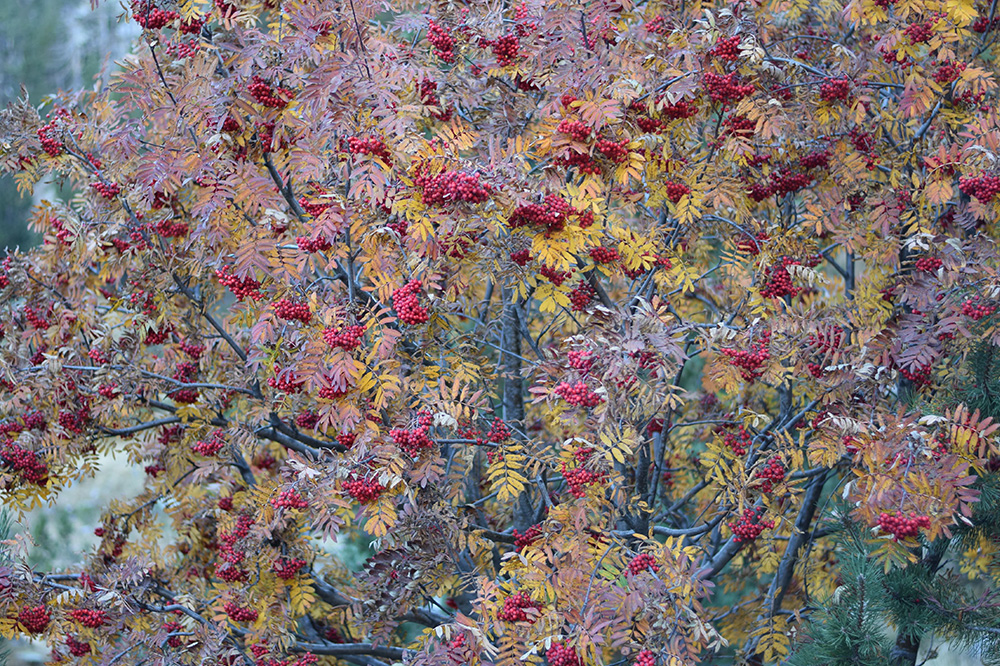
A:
[0,0,136,253]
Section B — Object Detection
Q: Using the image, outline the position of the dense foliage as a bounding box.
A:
[4,0,1000,664]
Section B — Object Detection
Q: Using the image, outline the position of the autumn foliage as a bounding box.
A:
[5,0,1000,664]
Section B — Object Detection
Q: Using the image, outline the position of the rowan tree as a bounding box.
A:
[4,0,1000,664]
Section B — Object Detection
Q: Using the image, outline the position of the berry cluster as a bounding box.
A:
[877,511,930,540]
[798,150,830,170]
[165,37,200,59]
[736,230,769,255]
[974,14,1000,32]
[934,60,965,85]
[392,280,430,324]
[914,256,943,273]
[710,35,741,61]
[557,119,592,142]
[721,426,752,456]
[508,194,578,233]
[497,591,540,622]
[538,266,572,287]
[628,552,660,575]
[665,180,690,203]
[272,489,309,509]
[177,341,202,363]
[216,562,249,582]
[344,476,385,503]
[703,72,755,104]
[416,169,491,206]
[561,461,604,497]
[596,138,629,163]
[427,19,456,62]
[959,174,1000,202]
[418,79,453,121]
[180,15,206,33]
[547,643,583,666]
[485,418,511,443]
[512,524,541,552]
[760,257,805,299]
[218,496,233,510]
[296,236,333,253]
[569,283,596,311]
[962,297,996,320]
[323,324,366,351]
[904,19,934,44]
[806,326,843,359]
[154,219,189,238]
[223,602,258,623]
[899,362,933,387]
[248,75,293,108]
[297,196,329,218]
[556,151,601,177]
[24,305,51,330]
[723,114,756,137]
[757,458,785,493]
[729,507,775,542]
[772,170,816,198]
[145,324,172,345]
[347,136,392,163]
[505,249,531,269]
[661,98,699,119]
[589,246,620,264]
[391,412,435,456]
[319,380,350,400]
[192,430,226,457]
[555,381,603,407]
[216,515,254,566]
[218,570,258,590]
[567,350,593,372]
[162,621,184,648]
[720,331,771,381]
[1,442,49,485]
[819,77,851,103]
[296,411,320,429]
[58,405,92,434]
[274,298,311,323]
[174,361,198,384]
[514,2,537,36]
[216,266,264,301]
[97,383,118,399]
[170,388,199,404]
[637,116,664,133]
[37,121,63,156]
[492,34,520,66]
[635,650,656,666]
[646,15,668,33]
[91,181,121,199]
[272,557,307,579]
[18,605,51,634]
[66,636,91,656]
[131,1,179,29]
[69,609,107,628]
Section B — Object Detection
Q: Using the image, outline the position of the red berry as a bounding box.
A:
[271,489,309,509]
[17,605,50,634]
[273,298,312,323]
[392,280,430,325]
[497,590,540,622]
[877,511,930,540]
[344,476,385,503]
[628,552,659,575]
